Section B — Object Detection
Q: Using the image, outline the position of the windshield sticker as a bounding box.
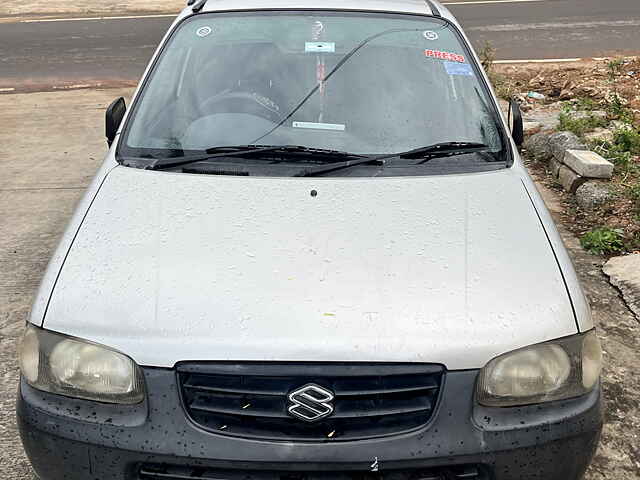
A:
[423,31,439,41]
[444,61,474,76]
[293,121,346,131]
[196,26,212,38]
[305,42,336,53]
[425,49,465,63]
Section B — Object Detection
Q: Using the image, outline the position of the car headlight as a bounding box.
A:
[19,324,144,404]
[477,330,602,407]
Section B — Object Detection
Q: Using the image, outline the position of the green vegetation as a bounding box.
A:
[613,128,640,155]
[607,96,634,124]
[629,183,640,227]
[580,227,626,255]
[560,59,636,142]
[513,56,640,255]
[478,41,517,100]
[629,182,640,203]
[558,110,608,137]
[569,59,640,199]
[591,138,633,171]
[572,97,600,112]
[606,59,635,124]
[478,41,495,72]
[591,128,640,175]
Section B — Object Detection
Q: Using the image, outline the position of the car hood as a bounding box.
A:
[43,166,576,369]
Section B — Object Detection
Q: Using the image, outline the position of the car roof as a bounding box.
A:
[191,0,451,19]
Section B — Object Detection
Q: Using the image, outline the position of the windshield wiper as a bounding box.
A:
[144,145,281,170]
[144,145,364,170]
[294,142,491,177]
[402,142,490,164]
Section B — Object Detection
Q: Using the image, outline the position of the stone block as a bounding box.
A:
[558,165,586,193]
[549,158,562,178]
[575,181,611,210]
[549,131,587,162]
[563,150,614,179]
[524,132,553,161]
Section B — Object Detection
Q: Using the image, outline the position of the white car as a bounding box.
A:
[18,1,603,479]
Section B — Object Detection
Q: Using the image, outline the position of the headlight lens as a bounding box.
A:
[477,330,602,407]
[19,324,144,404]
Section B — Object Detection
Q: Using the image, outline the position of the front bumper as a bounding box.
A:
[17,369,602,480]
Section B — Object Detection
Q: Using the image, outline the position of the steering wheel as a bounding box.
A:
[200,91,285,124]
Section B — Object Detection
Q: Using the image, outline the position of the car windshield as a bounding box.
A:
[120,11,507,174]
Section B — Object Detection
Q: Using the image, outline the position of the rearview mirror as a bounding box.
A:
[106,97,126,147]
[508,98,524,147]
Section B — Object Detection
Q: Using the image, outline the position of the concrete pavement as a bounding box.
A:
[604,255,640,320]
[0,0,182,17]
[0,87,131,480]
[1,0,640,92]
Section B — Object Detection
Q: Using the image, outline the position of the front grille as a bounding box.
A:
[139,464,489,480]
[177,363,444,441]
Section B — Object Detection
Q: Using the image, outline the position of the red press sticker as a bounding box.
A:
[425,49,465,63]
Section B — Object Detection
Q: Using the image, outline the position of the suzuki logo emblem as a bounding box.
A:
[287,384,335,422]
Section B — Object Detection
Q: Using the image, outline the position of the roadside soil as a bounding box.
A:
[0,0,183,19]
[0,87,639,479]
[527,165,640,480]
[493,58,640,114]
[493,58,640,253]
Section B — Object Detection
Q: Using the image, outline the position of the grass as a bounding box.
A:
[572,97,601,112]
[580,227,626,255]
[591,128,640,175]
[613,128,640,155]
[558,110,608,137]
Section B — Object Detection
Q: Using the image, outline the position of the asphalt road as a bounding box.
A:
[1,0,640,91]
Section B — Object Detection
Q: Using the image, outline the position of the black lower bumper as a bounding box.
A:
[17,369,602,480]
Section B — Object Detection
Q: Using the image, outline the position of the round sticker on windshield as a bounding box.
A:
[423,31,439,41]
[196,26,212,38]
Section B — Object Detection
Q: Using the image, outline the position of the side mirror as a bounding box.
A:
[508,98,524,147]
[106,97,126,147]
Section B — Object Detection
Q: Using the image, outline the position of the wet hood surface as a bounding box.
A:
[43,166,576,369]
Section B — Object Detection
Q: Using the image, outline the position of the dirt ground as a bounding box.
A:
[0,87,639,479]
[492,58,640,254]
[526,167,640,480]
[0,0,183,18]
[493,58,640,115]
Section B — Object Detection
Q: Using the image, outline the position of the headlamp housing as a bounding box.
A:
[19,324,144,404]
[477,330,602,407]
